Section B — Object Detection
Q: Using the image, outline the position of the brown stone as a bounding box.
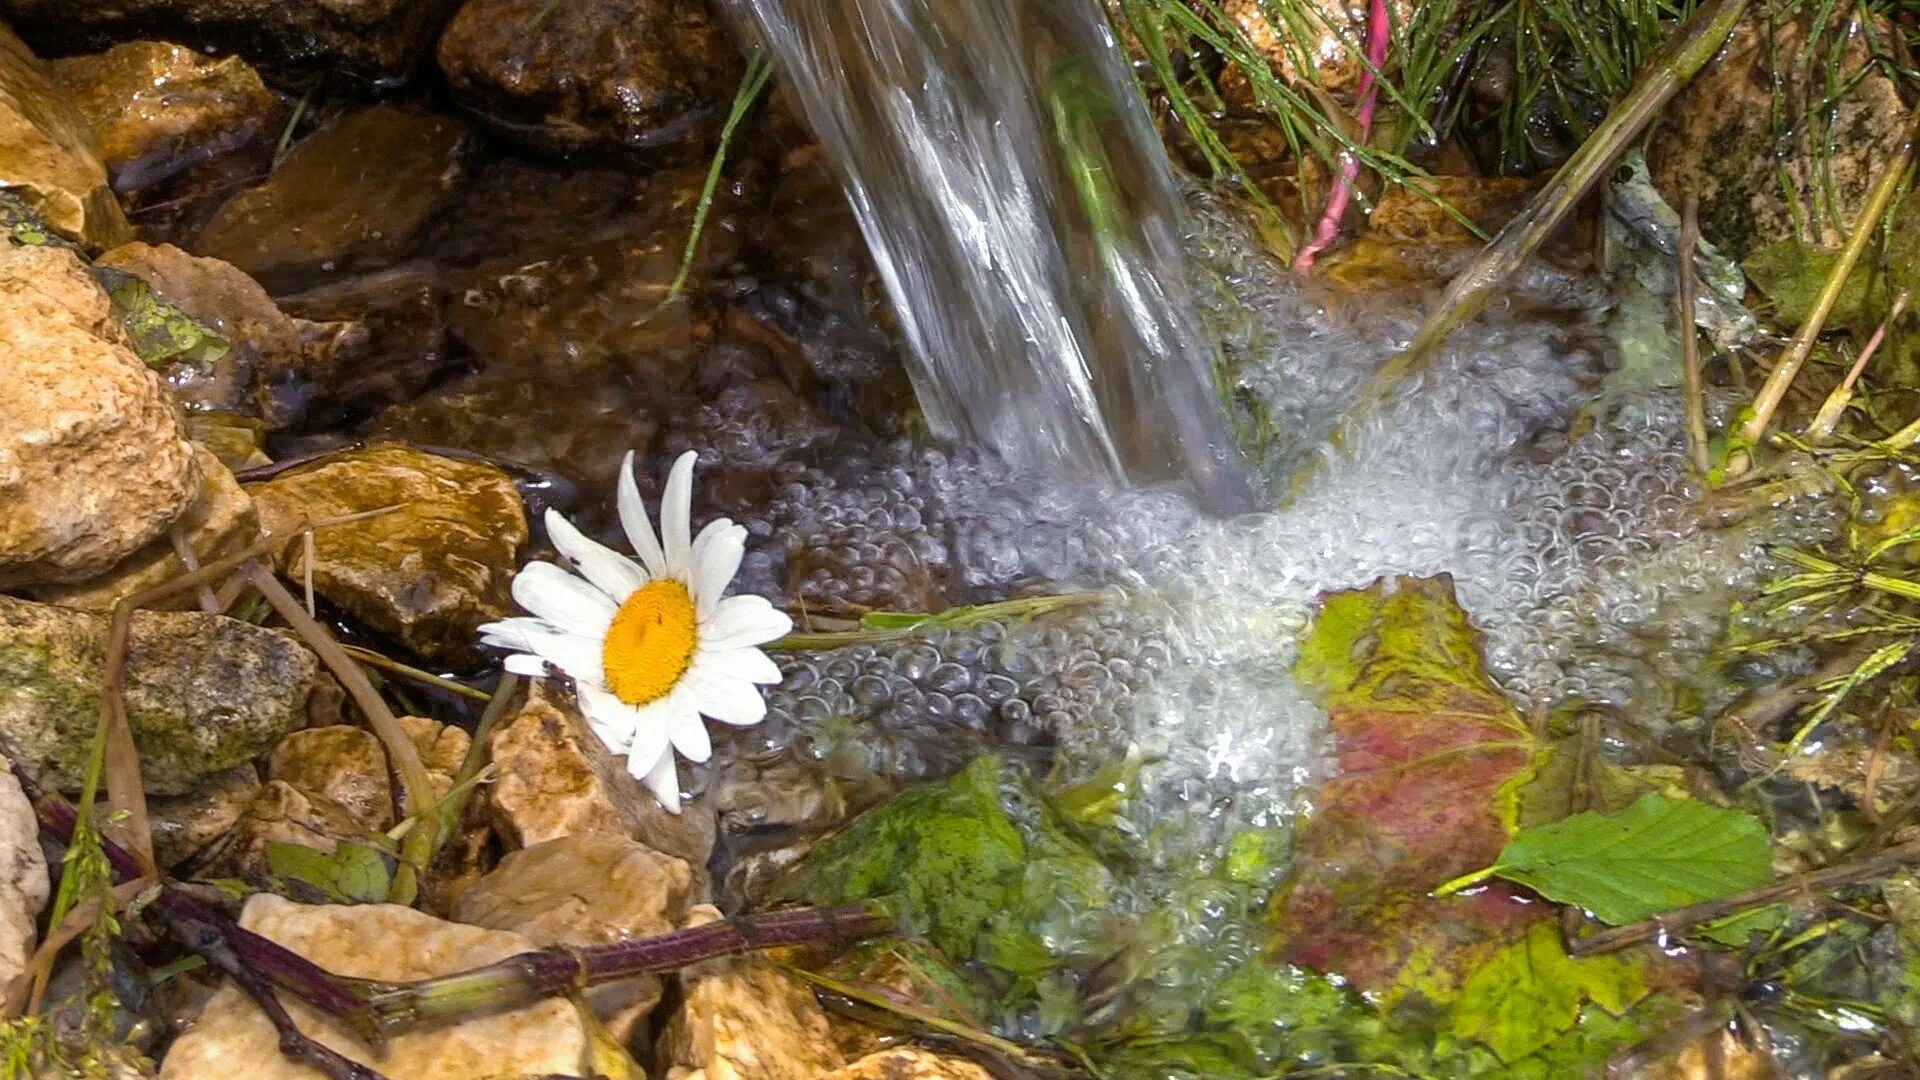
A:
[0,25,132,248]
[247,443,528,663]
[276,261,454,421]
[95,241,305,423]
[26,444,258,611]
[267,726,392,832]
[187,779,366,880]
[1,0,463,86]
[1648,10,1910,260]
[660,906,847,1080]
[0,242,199,587]
[437,0,740,160]
[454,831,692,1042]
[825,1049,995,1080]
[1218,0,1411,104]
[194,105,472,291]
[1367,176,1540,246]
[157,894,605,1079]
[147,764,261,869]
[49,42,279,224]
[184,411,272,472]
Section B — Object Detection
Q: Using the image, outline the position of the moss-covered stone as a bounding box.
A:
[0,595,332,795]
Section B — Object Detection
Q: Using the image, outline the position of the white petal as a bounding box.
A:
[512,562,618,635]
[617,451,668,578]
[686,671,768,727]
[516,626,606,688]
[575,683,638,755]
[700,646,782,685]
[546,508,647,601]
[637,747,682,814]
[623,698,674,775]
[702,594,793,650]
[502,653,552,678]
[660,450,697,576]
[690,520,746,619]
[478,616,552,651]
[665,689,712,762]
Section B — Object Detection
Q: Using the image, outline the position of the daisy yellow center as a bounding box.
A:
[602,579,698,705]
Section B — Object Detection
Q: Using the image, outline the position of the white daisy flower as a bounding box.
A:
[478,450,792,812]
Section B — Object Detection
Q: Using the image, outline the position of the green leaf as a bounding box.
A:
[266,841,393,905]
[95,268,230,371]
[1458,793,1771,925]
[1693,904,1788,948]
[1448,921,1648,1063]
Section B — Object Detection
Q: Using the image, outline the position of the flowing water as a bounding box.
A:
[720,0,1250,507]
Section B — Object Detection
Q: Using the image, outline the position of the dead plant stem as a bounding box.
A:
[1679,194,1711,473]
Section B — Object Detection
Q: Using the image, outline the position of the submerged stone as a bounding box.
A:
[193,105,472,292]
[147,764,261,869]
[825,1049,994,1080]
[158,894,601,1079]
[0,596,331,795]
[0,24,132,248]
[437,0,740,161]
[49,42,280,233]
[276,261,453,423]
[0,242,199,588]
[248,443,528,664]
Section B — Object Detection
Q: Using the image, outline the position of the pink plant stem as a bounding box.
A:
[1293,0,1391,274]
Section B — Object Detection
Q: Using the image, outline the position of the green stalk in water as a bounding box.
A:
[667,53,772,302]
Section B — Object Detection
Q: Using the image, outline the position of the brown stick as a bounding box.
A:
[1679,194,1711,474]
[1567,839,1920,955]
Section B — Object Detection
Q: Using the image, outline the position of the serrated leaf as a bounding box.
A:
[1448,921,1648,1063]
[1472,793,1771,925]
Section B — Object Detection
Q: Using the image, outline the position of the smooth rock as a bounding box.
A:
[0,755,49,995]
[95,242,305,423]
[193,106,472,291]
[1,0,463,86]
[661,907,847,1080]
[454,832,692,1042]
[0,596,332,795]
[1649,10,1910,260]
[49,42,279,230]
[825,1049,994,1080]
[488,683,717,874]
[148,764,261,869]
[0,241,199,587]
[26,445,259,611]
[157,894,601,1079]
[186,779,367,881]
[0,25,131,248]
[437,0,739,160]
[247,443,527,664]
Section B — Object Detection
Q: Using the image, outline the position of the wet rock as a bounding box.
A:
[1649,10,1909,260]
[0,242,199,587]
[1367,176,1539,246]
[0,25,132,248]
[157,894,602,1079]
[0,596,332,795]
[661,908,847,1080]
[49,43,279,234]
[25,445,258,611]
[437,0,740,160]
[1218,0,1411,103]
[276,261,453,422]
[0,756,49,995]
[267,717,469,832]
[826,1049,994,1080]
[94,241,305,424]
[147,764,261,869]
[187,779,368,882]
[247,443,528,664]
[0,0,463,87]
[184,411,272,472]
[193,106,472,292]
[454,831,692,1042]
[487,683,717,874]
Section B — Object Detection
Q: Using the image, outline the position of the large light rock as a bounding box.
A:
[0,0,463,85]
[0,241,199,588]
[659,906,848,1080]
[158,894,604,1079]
[437,0,739,160]
[0,755,49,996]
[825,1049,995,1080]
[487,683,716,875]
[50,42,280,229]
[26,445,258,612]
[247,443,527,664]
[454,831,692,1043]
[0,25,131,248]
[193,105,471,291]
[1649,10,1910,260]
[95,242,306,423]
[0,596,332,795]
